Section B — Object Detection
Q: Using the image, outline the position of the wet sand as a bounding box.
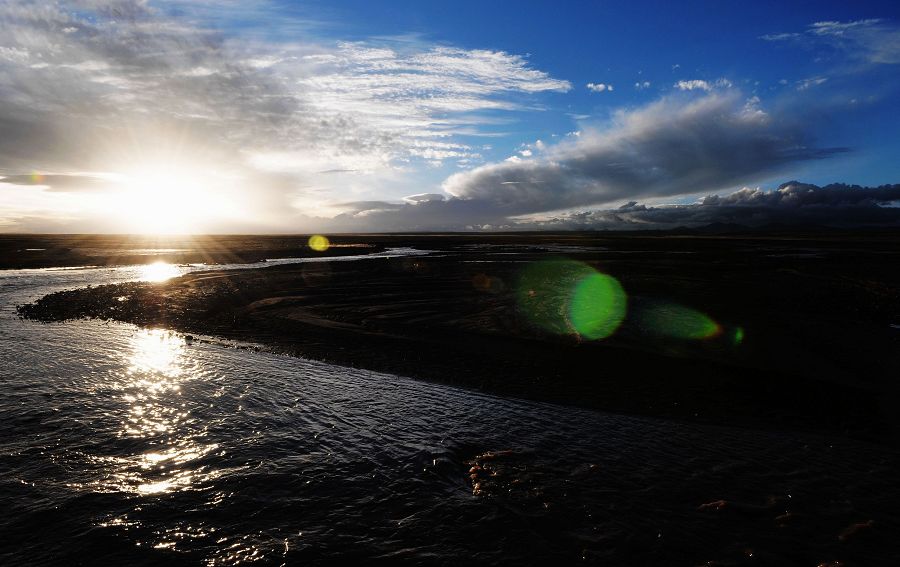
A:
[18,232,900,442]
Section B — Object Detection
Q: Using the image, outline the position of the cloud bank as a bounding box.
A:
[326,181,900,232]
[440,92,846,216]
[529,181,900,230]
[317,89,897,232]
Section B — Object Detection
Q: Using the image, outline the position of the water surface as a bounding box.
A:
[1,258,898,565]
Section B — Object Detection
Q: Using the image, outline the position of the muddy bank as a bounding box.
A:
[18,233,900,441]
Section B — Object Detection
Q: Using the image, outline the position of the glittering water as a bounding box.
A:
[1,259,898,565]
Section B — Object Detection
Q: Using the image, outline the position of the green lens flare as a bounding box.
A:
[517,259,627,340]
[642,303,721,340]
[570,273,628,339]
[733,326,745,345]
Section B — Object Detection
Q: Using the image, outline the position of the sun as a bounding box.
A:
[109,164,238,234]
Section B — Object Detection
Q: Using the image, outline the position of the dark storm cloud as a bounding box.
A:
[527,182,900,230]
[323,181,900,232]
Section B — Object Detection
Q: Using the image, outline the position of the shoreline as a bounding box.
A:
[0,234,386,270]
[18,233,900,443]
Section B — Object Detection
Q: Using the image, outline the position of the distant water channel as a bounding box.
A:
[1,251,898,565]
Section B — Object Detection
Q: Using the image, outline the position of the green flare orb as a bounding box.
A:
[517,259,627,340]
[642,303,721,340]
[569,272,628,339]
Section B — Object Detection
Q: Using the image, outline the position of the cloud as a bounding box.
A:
[526,181,900,230]
[0,173,116,192]
[759,32,800,42]
[321,197,509,231]
[586,82,613,92]
[402,192,445,204]
[635,81,651,90]
[439,92,846,217]
[0,0,569,229]
[762,18,900,65]
[675,78,732,91]
[258,181,900,232]
[294,93,865,232]
[699,180,900,207]
[796,76,828,90]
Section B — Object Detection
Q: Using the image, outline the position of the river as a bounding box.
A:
[1,255,897,565]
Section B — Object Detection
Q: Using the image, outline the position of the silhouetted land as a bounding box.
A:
[0,234,383,269]
[17,232,900,442]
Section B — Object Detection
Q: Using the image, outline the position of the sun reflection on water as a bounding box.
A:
[129,328,185,377]
[82,329,221,498]
[140,261,182,282]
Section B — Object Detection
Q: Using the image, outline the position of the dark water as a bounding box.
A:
[1,259,898,566]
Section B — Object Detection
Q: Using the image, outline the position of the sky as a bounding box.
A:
[1,0,900,233]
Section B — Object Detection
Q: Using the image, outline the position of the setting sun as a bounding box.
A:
[107,165,239,234]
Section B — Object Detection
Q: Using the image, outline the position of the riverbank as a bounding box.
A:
[0,234,385,269]
[18,232,900,442]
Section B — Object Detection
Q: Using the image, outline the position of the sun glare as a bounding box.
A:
[110,165,239,234]
[141,261,182,282]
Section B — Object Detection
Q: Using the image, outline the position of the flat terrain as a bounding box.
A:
[0,234,382,268]
[18,232,900,441]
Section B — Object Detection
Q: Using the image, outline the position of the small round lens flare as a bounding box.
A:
[308,234,330,252]
[517,259,627,340]
[641,303,721,340]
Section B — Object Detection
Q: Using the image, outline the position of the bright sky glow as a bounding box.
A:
[108,166,241,234]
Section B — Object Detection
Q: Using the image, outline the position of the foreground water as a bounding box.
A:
[1,257,898,565]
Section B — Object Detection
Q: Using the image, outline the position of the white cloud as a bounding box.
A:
[810,19,884,37]
[635,81,651,90]
[759,32,800,41]
[586,82,613,92]
[0,0,570,230]
[763,18,900,65]
[675,78,732,91]
[796,76,828,90]
[402,192,445,204]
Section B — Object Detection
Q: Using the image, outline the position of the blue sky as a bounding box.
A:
[312,0,900,185]
[1,0,899,232]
